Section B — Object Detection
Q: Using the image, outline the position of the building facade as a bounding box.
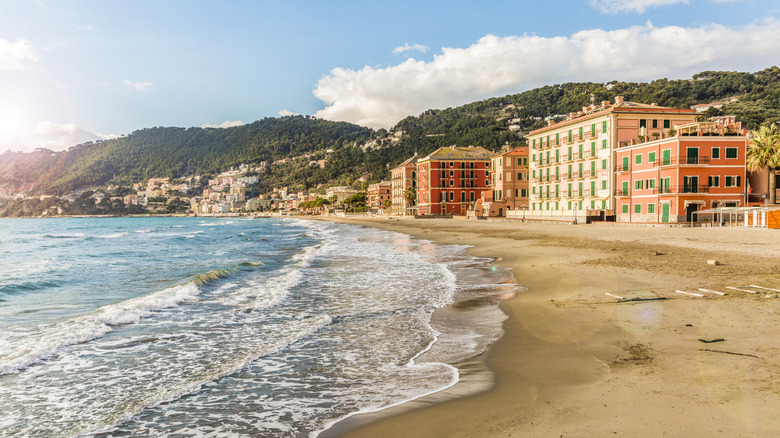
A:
[416,146,494,216]
[479,146,529,217]
[525,96,700,221]
[367,181,392,208]
[614,121,748,223]
[390,156,417,215]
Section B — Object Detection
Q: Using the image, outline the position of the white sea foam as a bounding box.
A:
[96,232,128,239]
[44,233,85,239]
[74,315,332,438]
[0,283,202,375]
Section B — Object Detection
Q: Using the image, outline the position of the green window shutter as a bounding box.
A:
[622,181,629,193]
[648,151,656,162]
[556,133,559,145]
[635,154,642,165]
[602,159,607,169]
[591,142,596,155]
[648,204,655,214]
[602,139,607,149]
[622,156,629,170]
[602,180,607,190]
[602,121,607,133]
[622,204,629,214]
[579,127,583,139]
[635,204,641,214]
[590,181,595,194]
[591,123,596,136]
[662,149,671,165]
[590,161,596,174]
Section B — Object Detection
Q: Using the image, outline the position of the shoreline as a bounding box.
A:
[317,217,780,437]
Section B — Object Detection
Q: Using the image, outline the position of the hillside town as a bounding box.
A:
[3,96,778,226]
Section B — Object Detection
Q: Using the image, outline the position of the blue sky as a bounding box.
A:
[1,0,779,152]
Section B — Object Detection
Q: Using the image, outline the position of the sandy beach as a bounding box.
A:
[318,217,780,437]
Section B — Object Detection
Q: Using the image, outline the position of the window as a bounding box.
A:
[568,129,573,140]
[602,121,607,133]
[635,154,642,165]
[648,203,655,214]
[635,180,643,190]
[485,179,490,186]
[602,180,607,190]
[725,148,738,159]
[461,192,465,202]
[712,147,720,159]
[485,170,489,176]
[591,142,596,155]
[663,120,670,129]
[449,192,455,201]
[591,123,596,136]
[647,179,656,189]
[449,170,454,177]
[517,173,523,180]
[708,176,720,187]
[652,119,658,128]
[532,139,537,149]
[622,204,629,214]
[602,139,607,149]
[602,159,607,170]
[639,119,647,128]
[450,180,454,186]
[556,133,560,145]
[725,176,741,187]
[635,204,642,214]
[579,127,583,139]
[648,151,656,163]
[622,156,629,171]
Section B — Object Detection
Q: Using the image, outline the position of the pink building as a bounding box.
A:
[615,121,748,223]
[390,156,417,215]
[367,181,392,208]
[478,146,529,217]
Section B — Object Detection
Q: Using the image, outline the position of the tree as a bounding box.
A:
[747,124,780,204]
[403,186,417,207]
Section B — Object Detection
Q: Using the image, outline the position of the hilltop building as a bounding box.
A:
[524,96,701,222]
[416,146,494,216]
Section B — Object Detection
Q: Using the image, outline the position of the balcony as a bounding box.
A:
[654,156,711,167]
[615,163,631,172]
[614,189,629,197]
[565,136,574,144]
[653,185,710,194]
[582,170,592,179]
[572,171,583,179]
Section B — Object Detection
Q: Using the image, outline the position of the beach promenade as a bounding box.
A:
[320,217,780,437]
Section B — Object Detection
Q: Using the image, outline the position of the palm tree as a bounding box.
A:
[747,124,780,204]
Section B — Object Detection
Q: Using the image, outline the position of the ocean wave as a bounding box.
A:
[0,279,60,296]
[95,232,129,239]
[44,233,85,239]
[0,283,203,375]
[75,315,332,437]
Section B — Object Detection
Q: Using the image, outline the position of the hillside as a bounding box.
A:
[1,67,779,196]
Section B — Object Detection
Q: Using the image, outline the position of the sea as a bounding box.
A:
[0,216,515,437]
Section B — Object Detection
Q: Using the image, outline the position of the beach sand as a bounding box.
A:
[318,217,780,438]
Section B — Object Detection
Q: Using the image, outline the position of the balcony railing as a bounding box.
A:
[615,163,631,172]
[653,185,710,194]
[614,189,629,197]
[654,156,711,167]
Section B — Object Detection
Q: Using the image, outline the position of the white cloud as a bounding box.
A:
[122,79,153,92]
[77,24,95,31]
[201,120,244,129]
[97,133,120,140]
[0,38,39,71]
[314,19,780,129]
[278,109,300,117]
[392,43,430,55]
[30,122,101,150]
[589,0,688,14]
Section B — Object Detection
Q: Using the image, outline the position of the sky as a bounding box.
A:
[1,0,779,153]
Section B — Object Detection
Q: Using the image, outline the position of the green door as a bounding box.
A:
[661,203,670,223]
[622,156,629,171]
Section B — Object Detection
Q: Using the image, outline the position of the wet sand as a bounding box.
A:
[318,217,780,437]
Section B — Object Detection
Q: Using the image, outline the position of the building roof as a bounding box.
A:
[528,97,698,136]
[495,145,528,157]
[392,154,418,171]
[419,146,495,161]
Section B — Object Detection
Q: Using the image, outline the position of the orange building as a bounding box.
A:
[416,146,494,216]
[614,121,748,223]
[479,146,529,217]
[390,155,417,215]
[367,181,392,209]
[526,97,700,221]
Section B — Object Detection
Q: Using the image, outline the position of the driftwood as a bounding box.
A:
[698,338,725,343]
[698,348,759,358]
[618,297,668,303]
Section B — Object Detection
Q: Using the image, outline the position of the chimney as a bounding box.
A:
[547,120,554,126]
[582,106,589,113]
[602,101,610,107]
[615,96,624,105]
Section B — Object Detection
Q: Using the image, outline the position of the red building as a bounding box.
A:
[615,121,748,223]
[416,146,495,216]
[367,181,392,209]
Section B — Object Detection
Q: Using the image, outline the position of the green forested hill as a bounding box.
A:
[2,67,780,196]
